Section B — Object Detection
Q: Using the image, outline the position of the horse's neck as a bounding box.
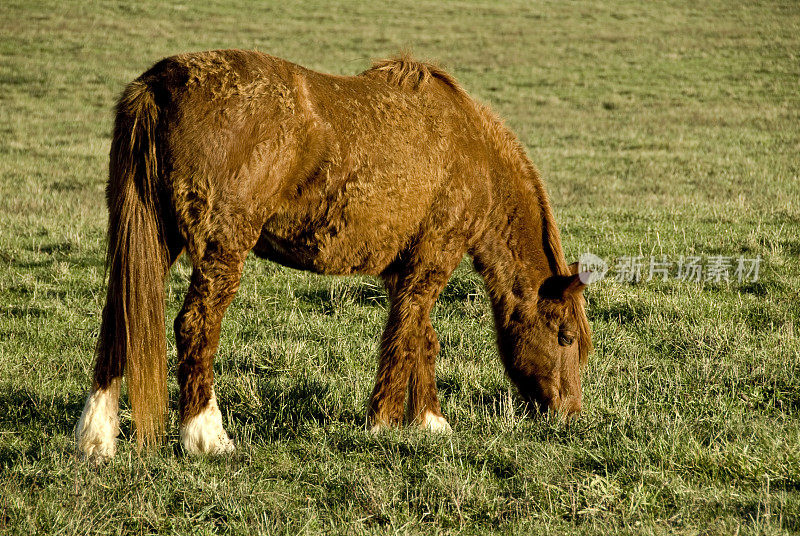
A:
[472,178,558,324]
[467,116,568,318]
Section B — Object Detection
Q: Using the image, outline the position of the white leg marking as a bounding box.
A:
[420,410,452,433]
[369,421,389,435]
[180,391,235,455]
[76,378,121,462]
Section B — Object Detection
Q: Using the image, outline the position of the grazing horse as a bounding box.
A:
[75,50,591,460]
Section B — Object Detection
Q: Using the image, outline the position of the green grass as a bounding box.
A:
[1,0,799,534]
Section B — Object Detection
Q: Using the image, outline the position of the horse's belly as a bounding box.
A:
[252,216,409,276]
[251,157,440,276]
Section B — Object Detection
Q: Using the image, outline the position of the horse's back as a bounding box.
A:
[139,50,490,274]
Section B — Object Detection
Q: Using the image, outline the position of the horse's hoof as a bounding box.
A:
[368,421,389,435]
[181,422,235,455]
[77,441,117,464]
[420,411,452,433]
[180,394,235,455]
[76,384,120,462]
[76,426,118,462]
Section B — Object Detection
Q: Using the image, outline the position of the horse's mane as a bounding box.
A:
[365,54,466,95]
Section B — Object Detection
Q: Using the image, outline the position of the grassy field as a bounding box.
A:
[1,0,799,534]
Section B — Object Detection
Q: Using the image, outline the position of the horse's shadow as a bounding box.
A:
[224,278,493,443]
[224,379,529,447]
[224,375,363,443]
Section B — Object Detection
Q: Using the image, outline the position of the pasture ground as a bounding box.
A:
[1,1,799,534]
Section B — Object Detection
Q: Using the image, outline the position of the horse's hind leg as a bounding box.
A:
[176,247,246,455]
[368,245,462,432]
[75,377,121,461]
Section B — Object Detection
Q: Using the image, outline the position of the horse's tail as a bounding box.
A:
[95,78,169,449]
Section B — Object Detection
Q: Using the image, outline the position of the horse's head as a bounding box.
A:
[499,267,591,418]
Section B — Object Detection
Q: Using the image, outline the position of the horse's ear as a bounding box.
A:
[539,273,587,301]
[563,273,587,296]
[568,262,580,275]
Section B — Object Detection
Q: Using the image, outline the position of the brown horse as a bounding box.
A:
[75,50,591,460]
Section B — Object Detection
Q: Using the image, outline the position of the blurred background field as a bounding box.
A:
[0,1,798,534]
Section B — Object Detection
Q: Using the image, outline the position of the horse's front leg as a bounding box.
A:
[368,253,460,433]
[366,286,418,431]
[405,320,451,432]
[175,249,245,455]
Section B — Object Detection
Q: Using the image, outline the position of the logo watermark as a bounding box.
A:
[578,253,761,284]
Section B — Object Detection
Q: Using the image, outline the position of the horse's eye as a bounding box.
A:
[558,333,575,346]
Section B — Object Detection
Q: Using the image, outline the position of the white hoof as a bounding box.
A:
[76,379,121,462]
[420,411,452,433]
[180,392,235,455]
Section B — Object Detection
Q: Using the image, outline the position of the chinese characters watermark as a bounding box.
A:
[577,253,761,285]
